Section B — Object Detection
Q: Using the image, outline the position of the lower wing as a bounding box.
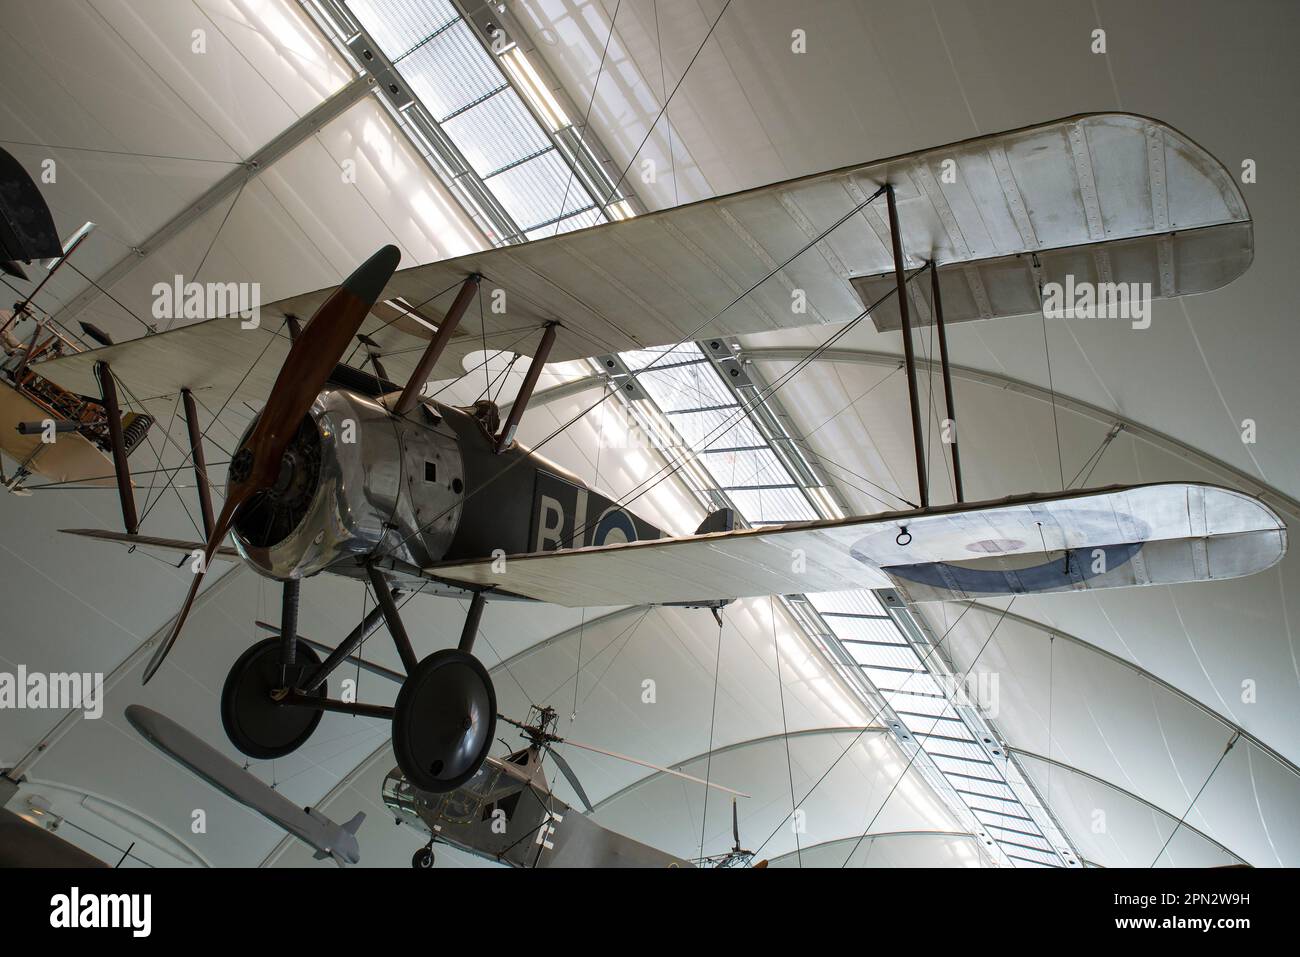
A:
[427,483,1286,607]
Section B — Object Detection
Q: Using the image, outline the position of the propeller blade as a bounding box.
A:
[141,246,400,685]
[732,798,741,850]
[545,745,595,814]
[558,738,750,799]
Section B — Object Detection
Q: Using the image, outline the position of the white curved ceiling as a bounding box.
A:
[1,0,1296,869]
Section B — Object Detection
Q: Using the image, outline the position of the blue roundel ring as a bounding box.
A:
[592,508,638,546]
[883,541,1145,595]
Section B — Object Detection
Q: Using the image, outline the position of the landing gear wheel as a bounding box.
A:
[221,637,326,760]
[411,846,434,869]
[392,649,496,793]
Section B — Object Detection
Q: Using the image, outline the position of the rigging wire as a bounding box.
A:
[373,185,893,563]
[598,0,733,209]
[557,266,930,549]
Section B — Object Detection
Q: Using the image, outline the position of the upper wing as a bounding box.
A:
[36,113,1248,402]
[427,483,1285,607]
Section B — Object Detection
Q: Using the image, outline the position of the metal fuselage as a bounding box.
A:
[382,750,690,868]
[228,386,662,590]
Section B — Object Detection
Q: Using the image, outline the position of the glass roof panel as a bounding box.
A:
[621,344,706,370]
[826,615,910,645]
[486,151,596,230]
[809,591,889,617]
[442,89,551,176]
[396,20,503,120]
[845,643,925,670]
[347,0,459,59]
[641,364,735,412]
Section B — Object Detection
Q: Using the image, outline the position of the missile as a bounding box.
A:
[124,705,363,866]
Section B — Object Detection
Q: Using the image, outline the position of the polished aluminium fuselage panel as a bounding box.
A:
[229,386,662,589]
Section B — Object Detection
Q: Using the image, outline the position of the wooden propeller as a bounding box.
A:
[141,245,401,685]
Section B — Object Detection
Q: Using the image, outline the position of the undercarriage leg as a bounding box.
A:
[457,591,485,653]
[279,579,300,682]
[298,589,396,693]
[366,564,419,674]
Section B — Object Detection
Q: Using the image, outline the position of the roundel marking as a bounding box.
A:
[593,507,638,546]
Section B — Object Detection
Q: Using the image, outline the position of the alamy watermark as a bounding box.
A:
[0,667,103,719]
[1041,276,1152,329]
[152,275,261,329]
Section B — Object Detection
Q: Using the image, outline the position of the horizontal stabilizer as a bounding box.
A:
[428,483,1285,607]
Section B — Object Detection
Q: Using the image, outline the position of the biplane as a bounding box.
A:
[0,146,152,492]
[27,113,1282,801]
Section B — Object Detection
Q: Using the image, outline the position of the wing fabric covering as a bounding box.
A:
[427,484,1285,607]
[36,113,1251,401]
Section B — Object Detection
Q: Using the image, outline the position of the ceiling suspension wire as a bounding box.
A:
[1150,732,1240,867]
[1035,258,1066,490]
[748,598,982,859]
[569,385,610,720]
[0,137,244,166]
[479,279,491,399]
[599,0,733,209]
[698,610,725,860]
[66,261,157,334]
[652,0,679,208]
[1068,423,1123,489]
[535,606,653,708]
[551,0,623,237]
[770,596,802,867]
[1047,633,1055,820]
[186,172,250,319]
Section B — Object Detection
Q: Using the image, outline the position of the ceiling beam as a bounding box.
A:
[950,601,1300,781]
[590,725,887,811]
[764,829,980,867]
[1006,747,1247,866]
[52,73,377,326]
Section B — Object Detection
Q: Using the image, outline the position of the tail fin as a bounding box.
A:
[695,507,736,536]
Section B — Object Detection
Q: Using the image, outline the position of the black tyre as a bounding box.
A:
[392,649,496,793]
[412,846,434,869]
[221,637,326,760]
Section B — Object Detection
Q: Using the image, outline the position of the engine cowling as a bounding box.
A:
[230,388,465,581]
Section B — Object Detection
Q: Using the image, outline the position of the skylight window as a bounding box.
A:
[319,0,632,241]
[615,341,1081,867]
